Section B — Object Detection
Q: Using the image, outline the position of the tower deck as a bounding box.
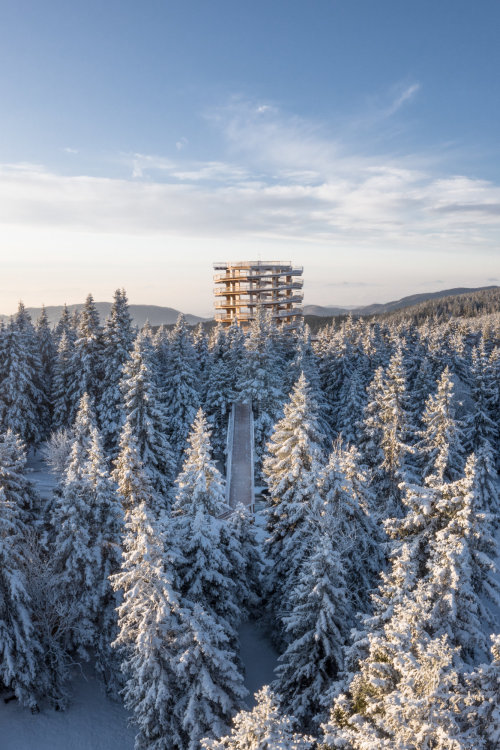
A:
[213,260,303,329]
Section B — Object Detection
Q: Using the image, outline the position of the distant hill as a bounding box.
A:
[0,303,207,327]
[304,286,500,333]
[303,286,499,318]
[355,286,499,316]
[2,286,497,329]
[302,304,351,316]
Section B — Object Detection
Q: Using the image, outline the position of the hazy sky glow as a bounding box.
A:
[0,1,499,316]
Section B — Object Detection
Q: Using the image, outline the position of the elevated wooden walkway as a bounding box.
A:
[225,401,255,512]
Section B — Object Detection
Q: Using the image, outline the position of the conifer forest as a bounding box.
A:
[0,288,499,750]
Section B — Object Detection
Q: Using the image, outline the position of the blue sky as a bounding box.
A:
[0,0,499,315]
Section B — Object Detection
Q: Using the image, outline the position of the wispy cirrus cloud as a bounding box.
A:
[386,82,421,116]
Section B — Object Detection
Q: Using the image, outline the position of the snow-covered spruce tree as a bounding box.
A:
[356,455,499,667]
[98,288,134,455]
[205,322,246,456]
[323,623,478,750]
[288,323,332,444]
[51,329,82,431]
[0,320,7,384]
[208,322,248,455]
[0,312,43,444]
[113,419,159,517]
[205,323,249,459]
[0,488,38,708]
[333,450,499,736]
[225,321,246,399]
[335,362,369,446]
[472,439,499,519]
[463,343,499,453]
[120,328,175,510]
[342,538,419,686]
[270,312,296,372]
[174,602,248,750]
[73,293,104,406]
[154,324,176,401]
[204,325,232,459]
[420,453,500,664]
[488,345,500,466]
[318,440,382,617]
[111,500,184,750]
[416,366,465,484]
[201,685,314,750]
[263,373,324,627]
[460,634,500,749]
[318,334,355,423]
[377,346,414,514]
[359,365,385,470]
[192,322,210,393]
[86,429,124,692]
[446,324,472,386]
[50,394,122,672]
[19,528,80,710]
[16,301,47,443]
[0,487,41,709]
[162,314,200,465]
[408,354,436,429]
[225,503,263,619]
[36,305,56,437]
[338,440,378,516]
[323,446,495,745]
[171,409,240,630]
[360,347,414,518]
[173,408,225,517]
[237,307,287,476]
[0,429,40,523]
[53,303,75,346]
[274,508,350,729]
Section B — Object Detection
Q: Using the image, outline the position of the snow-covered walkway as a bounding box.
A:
[227,402,254,511]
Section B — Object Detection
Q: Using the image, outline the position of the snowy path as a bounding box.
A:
[227,402,254,511]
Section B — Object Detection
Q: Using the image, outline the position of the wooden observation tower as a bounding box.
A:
[213,260,303,329]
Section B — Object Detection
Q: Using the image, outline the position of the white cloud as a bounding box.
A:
[63,147,79,154]
[386,82,421,116]
[1,110,499,247]
[130,152,176,178]
[176,137,188,151]
[0,97,498,313]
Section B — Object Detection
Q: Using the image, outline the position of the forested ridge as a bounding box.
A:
[0,288,499,749]
[304,285,500,332]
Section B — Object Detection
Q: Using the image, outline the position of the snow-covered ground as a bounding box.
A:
[0,664,135,750]
[26,448,58,501]
[0,622,279,750]
[239,621,279,704]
